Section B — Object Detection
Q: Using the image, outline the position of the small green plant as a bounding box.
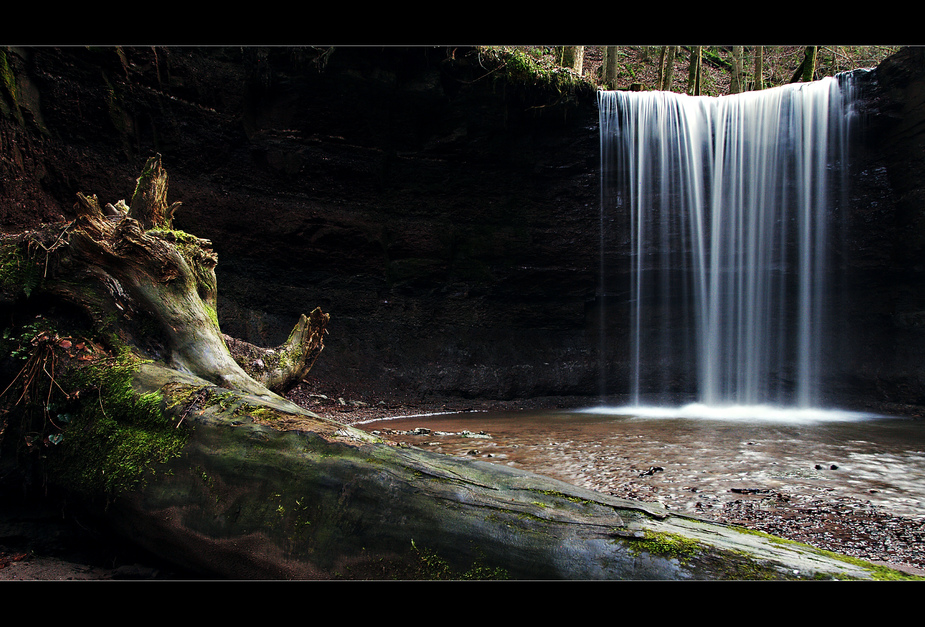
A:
[409,539,510,580]
[0,241,43,298]
[410,539,453,579]
[494,48,587,93]
[0,317,75,453]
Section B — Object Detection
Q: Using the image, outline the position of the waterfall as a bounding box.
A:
[598,75,860,409]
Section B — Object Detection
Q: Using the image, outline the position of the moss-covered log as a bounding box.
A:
[92,361,909,580]
[0,157,917,580]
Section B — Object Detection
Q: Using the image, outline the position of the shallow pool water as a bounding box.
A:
[360,406,925,519]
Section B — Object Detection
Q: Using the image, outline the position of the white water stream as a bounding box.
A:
[598,75,862,411]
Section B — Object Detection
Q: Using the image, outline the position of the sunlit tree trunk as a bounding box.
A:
[658,46,677,91]
[558,46,584,75]
[657,46,667,88]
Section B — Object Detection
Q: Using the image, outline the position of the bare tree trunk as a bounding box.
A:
[688,45,702,95]
[602,46,619,88]
[658,46,667,89]
[662,46,677,90]
[803,45,817,82]
[754,46,765,90]
[657,46,679,91]
[558,46,584,75]
[791,46,819,83]
[730,46,745,93]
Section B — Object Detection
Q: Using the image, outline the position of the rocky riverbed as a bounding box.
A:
[291,379,925,578]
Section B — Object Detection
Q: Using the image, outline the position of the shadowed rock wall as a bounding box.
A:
[834,47,925,410]
[1,45,924,409]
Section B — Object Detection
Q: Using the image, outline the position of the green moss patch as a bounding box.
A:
[628,530,702,562]
[33,343,190,499]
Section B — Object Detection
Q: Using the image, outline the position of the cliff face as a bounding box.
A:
[0,46,603,402]
[839,46,925,409]
[1,46,923,408]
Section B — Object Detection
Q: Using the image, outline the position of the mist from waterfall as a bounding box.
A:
[597,74,862,413]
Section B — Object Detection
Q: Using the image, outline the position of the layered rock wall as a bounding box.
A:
[1,46,924,408]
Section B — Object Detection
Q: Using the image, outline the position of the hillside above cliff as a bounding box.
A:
[496,45,901,95]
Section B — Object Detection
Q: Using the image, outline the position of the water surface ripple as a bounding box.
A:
[362,407,925,520]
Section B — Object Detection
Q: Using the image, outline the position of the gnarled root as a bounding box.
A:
[223,307,329,394]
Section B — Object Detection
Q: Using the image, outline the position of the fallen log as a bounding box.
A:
[95,361,906,580]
